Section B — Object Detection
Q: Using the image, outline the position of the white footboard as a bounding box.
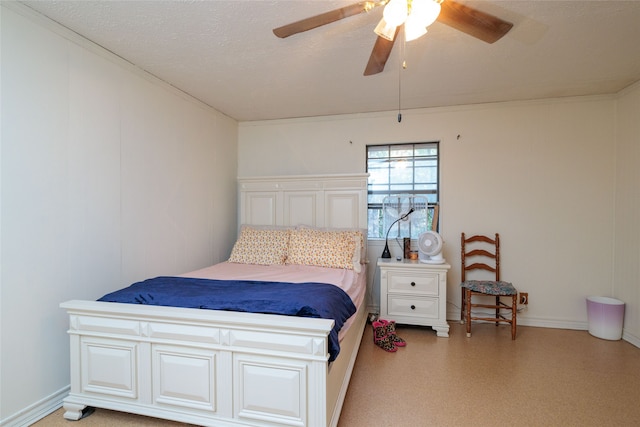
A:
[60,300,364,427]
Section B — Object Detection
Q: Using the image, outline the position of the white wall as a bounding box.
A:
[0,4,237,424]
[614,81,640,345]
[239,96,625,332]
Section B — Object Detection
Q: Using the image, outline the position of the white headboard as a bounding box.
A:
[238,174,368,229]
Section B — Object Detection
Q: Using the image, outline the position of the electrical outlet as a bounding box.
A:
[520,292,528,305]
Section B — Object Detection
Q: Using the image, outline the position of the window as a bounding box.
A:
[366,142,439,239]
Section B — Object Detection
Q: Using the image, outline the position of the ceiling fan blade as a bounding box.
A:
[438,0,513,44]
[363,27,400,76]
[273,1,384,38]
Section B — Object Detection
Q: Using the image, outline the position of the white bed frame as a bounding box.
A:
[61,174,369,427]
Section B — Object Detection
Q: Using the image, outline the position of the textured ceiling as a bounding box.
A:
[20,0,640,122]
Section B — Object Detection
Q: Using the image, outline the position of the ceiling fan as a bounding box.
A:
[273,0,513,76]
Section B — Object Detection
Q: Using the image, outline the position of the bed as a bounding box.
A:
[60,173,370,427]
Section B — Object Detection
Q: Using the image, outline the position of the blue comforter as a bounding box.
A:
[98,276,356,361]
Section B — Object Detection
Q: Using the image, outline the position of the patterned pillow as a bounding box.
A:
[228,226,290,265]
[287,228,360,271]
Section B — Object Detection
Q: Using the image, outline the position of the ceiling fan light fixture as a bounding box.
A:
[380,0,441,42]
[404,14,427,42]
[410,0,442,29]
[382,0,408,27]
[374,18,398,41]
[405,0,440,42]
[404,20,428,42]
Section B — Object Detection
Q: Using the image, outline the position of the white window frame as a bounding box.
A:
[366,142,440,239]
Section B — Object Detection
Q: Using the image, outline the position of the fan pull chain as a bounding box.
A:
[398,66,402,123]
[397,29,406,123]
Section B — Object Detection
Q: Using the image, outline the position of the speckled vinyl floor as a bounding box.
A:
[34,322,640,427]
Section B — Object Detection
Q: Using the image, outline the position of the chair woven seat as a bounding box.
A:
[461,280,517,295]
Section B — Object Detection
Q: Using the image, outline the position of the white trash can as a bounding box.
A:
[586,296,625,340]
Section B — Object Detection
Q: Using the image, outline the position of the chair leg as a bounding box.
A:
[465,289,472,338]
[511,294,517,340]
[460,286,465,324]
[495,296,500,326]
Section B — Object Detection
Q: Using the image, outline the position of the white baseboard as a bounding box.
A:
[622,330,640,348]
[0,386,68,427]
[447,308,639,349]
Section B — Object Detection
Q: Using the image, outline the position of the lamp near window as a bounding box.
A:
[381,208,415,258]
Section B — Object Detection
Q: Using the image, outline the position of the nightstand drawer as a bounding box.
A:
[387,296,439,319]
[387,271,439,295]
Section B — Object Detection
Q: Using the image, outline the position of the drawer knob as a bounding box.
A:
[411,305,416,310]
[411,281,416,287]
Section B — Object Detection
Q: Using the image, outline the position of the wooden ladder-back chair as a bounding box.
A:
[460,233,518,339]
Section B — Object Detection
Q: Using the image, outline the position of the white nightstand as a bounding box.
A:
[377,258,451,337]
